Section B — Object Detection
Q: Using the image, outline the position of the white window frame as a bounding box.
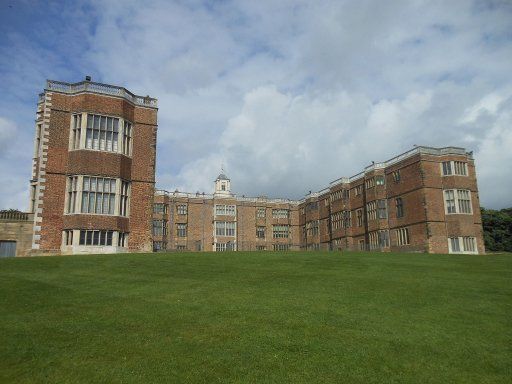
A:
[61,230,128,249]
[65,175,130,217]
[444,189,472,215]
[272,209,290,219]
[177,204,188,215]
[152,220,167,236]
[215,204,236,216]
[176,223,187,237]
[215,242,235,252]
[441,161,468,176]
[448,236,477,254]
[215,221,236,237]
[272,225,290,238]
[396,227,410,246]
[69,112,133,157]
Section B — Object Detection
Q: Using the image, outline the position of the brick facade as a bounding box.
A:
[297,147,484,254]
[153,147,484,255]
[18,78,483,256]
[29,78,157,255]
[152,191,300,252]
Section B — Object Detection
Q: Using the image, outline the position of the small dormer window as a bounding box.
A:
[222,184,226,191]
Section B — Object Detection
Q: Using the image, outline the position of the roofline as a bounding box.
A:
[157,145,473,205]
[42,79,158,109]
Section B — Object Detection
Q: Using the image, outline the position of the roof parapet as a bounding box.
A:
[157,146,472,204]
[45,79,158,108]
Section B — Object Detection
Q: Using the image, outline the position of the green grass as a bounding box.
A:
[0,251,511,383]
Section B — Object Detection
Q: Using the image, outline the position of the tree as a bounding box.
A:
[481,207,512,252]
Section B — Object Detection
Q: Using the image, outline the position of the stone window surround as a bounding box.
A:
[440,160,468,177]
[64,175,131,217]
[447,236,477,254]
[68,112,133,157]
[443,189,473,215]
[61,229,129,250]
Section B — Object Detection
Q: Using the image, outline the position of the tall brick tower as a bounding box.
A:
[30,77,158,255]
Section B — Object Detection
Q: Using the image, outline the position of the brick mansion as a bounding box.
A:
[0,78,485,256]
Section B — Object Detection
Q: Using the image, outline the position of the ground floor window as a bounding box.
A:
[215,242,235,251]
[273,244,289,251]
[118,232,128,247]
[63,230,128,248]
[153,241,167,252]
[332,238,343,250]
[79,230,113,246]
[0,241,16,257]
[448,236,477,254]
[256,245,266,251]
[379,230,390,247]
[395,227,410,246]
[64,230,73,246]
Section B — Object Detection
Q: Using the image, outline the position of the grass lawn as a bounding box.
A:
[0,251,511,383]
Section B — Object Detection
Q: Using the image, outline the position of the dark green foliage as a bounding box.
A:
[0,251,511,383]
[481,207,512,252]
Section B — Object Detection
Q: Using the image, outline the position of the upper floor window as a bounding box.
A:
[365,178,375,189]
[306,220,319,236]
[444,189,472,214]
[331,211,342,230]
[153,220,167,236]
[330,190,342,201]
[71,114,82,149]
[375,175,385,186]
[392,170,401,183]
[396,197,404,218]
[442,161,468,176]
[177,204,187,215]
[70,113,133,156]
[122,121,132,156]
[354,185,363,196]
[65,175,130,217]
[356,209,363,227]
[377,199,387,219]
[272,209,289,219]
[256,207,266,218]
[343,211,352,228]
[215,221,236,236]
[215,204,236,216]
[366,201,377,221]
[153,203,167,214]
[177,223,187,237]
[272,225,290,238]
[256,226,265,238]
[82,176,117,215]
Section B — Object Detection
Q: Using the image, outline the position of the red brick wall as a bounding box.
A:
[36,90,157,254]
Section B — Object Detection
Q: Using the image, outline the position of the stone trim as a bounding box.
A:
[31,92,52,250]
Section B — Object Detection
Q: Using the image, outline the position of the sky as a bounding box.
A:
[0,0,511,209]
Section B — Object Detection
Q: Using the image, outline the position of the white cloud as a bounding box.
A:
[171,86,437,199]
[459,92,506,124]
